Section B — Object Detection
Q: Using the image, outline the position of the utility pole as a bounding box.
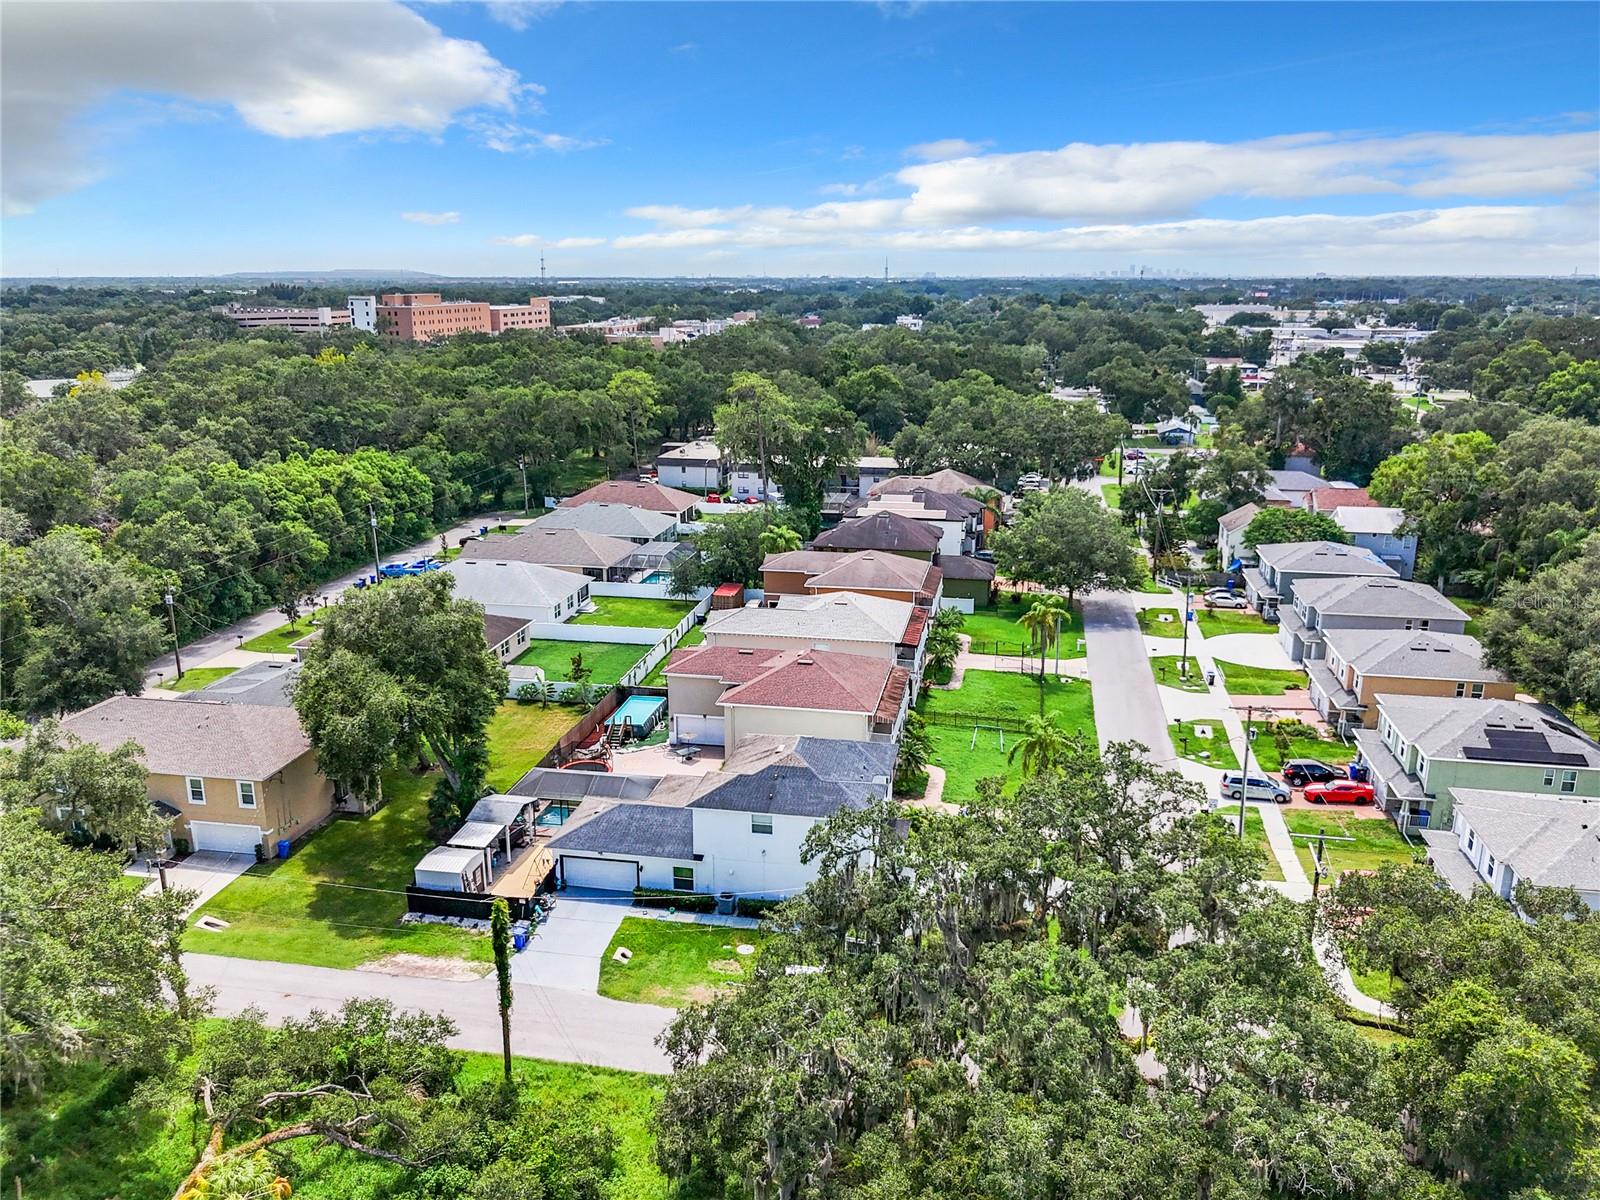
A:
[1180,576,1192,674]
[1236,703,1254,839]
[163,592,183,682]
[517,457,530,515]
[1117,437,1125,487]
[367,503,382,581]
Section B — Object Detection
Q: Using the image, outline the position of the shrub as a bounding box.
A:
[632,888,718,912]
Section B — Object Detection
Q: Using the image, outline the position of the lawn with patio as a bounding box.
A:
[1195,607,1275,637]
[1149,654,1209,692]
[1283,809,1418,880]
[156,666,236,692]
[1216,660,1306,696]
[1243,719,1358,773]
[511,638,647,686]
[960,599,1086,659]
[239,615,318,654]
[1136,607,1185,638]
[572,596,695,628]
[598,916,765,1006]
[484,700,583,792]
[1170,719,1240,770]
[920,669,1096,804]
[181,769,492,970]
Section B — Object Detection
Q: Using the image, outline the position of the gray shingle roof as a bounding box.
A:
[60,696,311,779]
[1450,789,1600,891]
[462,526,634,570]
[1219,502,1261,533]
[1375,696,1600,766]
[814,510,941,553]
[531,502,677,542]
[443,559,587,611]
[689,736,895,816]
[704,592,913,647]
[1255,540,1397,577]
[937,555,996,581]
[1323,628,1497,681]
[1296,576,1467,620]
[546,802,695,859]
[1265,469,1330,493]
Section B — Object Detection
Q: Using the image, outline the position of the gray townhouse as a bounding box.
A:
[1421,788,1600,910]
[1242,540,1397,616]
[1278,575,1468,663]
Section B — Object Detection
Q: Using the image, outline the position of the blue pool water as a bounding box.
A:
[608,694,666,734]
[642,571,668,583]
[536,804,577,827]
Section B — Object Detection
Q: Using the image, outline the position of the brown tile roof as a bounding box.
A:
[871,666,910,730]
[806,551,937,594]
[719,649,896,714]
[483,614,529,648]
[900,605,928,649]
[814,510,941,553]
[560,479,699,514]
[664,644,788,684]
[59,696,312,780]
[463,526,634,569]
[873,469,984,496]
[1309,486,1377,512]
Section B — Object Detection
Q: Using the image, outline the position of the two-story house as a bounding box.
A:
[812,510,941,560]
[537,735,897,895]
[1309,627,1514,732]
[59,696,334,856]
[1328,506,1418,580]
[1355,695,1600,831]
[1419,788,1600,910]
[848,489,983,556]
[1243,540,1397,615]
[1279,575,1468,663]
[761,550,944,610]
[702,592,928,685]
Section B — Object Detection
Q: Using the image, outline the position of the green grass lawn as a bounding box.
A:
[1351,962,1398,1004]
[512,638,648,685]
[1099,453,1120,478]
[1283,810,1418,880]
[1136,607,1185,638]
[960,600,1086,659]
[238,615,319,654]
[1149,654,1209,692]
[1216,660,1305,696]
[182,770,491,970]
[1170,719,1240,770]
[637,624,704,686]
[598,916,765,1006]
[155,666,236,692]
[1228,806,1285,882]
[1452,596,1488,638]
[921,670,1096,803]
[547,450,613,497]
[484,700,582,792]
[572,596,696,628]
[1,1039,681,1200]
[1243,720,1358,773]
[1195,607,1274,637]
[1101,483,1122,509]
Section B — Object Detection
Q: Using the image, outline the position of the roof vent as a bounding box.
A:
[737,649,754,656]
[797,658,814,666]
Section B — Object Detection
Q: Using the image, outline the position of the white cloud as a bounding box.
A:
[401,211,461,225]
[492,233,544,247]
[491,233,605,248]
[904,138,991,162]
[468,117,607,154]
[1,1,524,215]
[485,1,563,31]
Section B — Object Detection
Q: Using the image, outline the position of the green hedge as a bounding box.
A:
[631,888,717,912]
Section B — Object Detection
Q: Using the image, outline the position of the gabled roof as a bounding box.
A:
[1219,502,1262,533]
[1322,628,1499,682]
[689,736,896,817]
[872,469,984,496]
[531,502,676,542]
[704,592,915,647]
[1265,469,1329,493]
[483,613,531,648]
[1294,576,1465,620]
[1332,506,1407,536]
[560,479,699,514]
[937,555,996,581]
[853,489,981,520]
[719,649,898,715]
[813,510,941,553]
[1374,696,1600,767]
[1309,486,1376,512]
[1255,540,1397,577]
[1450,789,1600,891]
[444,559,587,610]
[464,526,634,570]
[665,644,789,684]
[762,549,844,575]
[59,696,311,780]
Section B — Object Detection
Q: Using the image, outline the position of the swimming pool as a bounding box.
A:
[641,571,668,583]
[607,694,666,737]
[536,803,579,827]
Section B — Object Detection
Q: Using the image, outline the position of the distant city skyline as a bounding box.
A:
[2,1,1597,277]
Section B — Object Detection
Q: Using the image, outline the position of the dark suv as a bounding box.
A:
[1282,759,1339,787]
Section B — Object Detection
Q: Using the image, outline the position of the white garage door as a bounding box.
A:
[560,856,638,892]
[189,821,264,855]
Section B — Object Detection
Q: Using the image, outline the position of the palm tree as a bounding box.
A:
[758,523,802,555]
[1008,714,1073,778]
[1020,592,1071,675]
[964,486,1004,535]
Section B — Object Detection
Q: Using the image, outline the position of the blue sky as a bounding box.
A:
[2,1,1596,276]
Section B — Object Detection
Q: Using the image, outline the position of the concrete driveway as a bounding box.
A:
[133,850,254,915]
[510,892,634,993]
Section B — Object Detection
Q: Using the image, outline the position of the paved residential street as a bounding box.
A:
[1081,591,1178,764]
[185,952,675,1074]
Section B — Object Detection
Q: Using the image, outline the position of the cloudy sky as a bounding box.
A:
[2,1,1597,277]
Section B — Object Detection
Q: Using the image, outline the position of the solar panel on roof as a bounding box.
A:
[1463,726,1588,766]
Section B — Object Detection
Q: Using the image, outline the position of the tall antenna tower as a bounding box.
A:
[884,257,889,283]
[540,253,546,283]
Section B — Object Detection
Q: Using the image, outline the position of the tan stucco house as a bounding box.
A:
[59,696,334,856]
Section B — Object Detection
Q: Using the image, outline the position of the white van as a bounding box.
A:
[1218,773,1290,804]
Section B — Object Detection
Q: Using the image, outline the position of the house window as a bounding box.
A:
[1485,853,1496,880]
[1466,830,1475,853]
[1560,770,1577,794]
[1544,768,1557,788]
[517,630,528,645]
[672,866,694,892]
[1415,752,1427,780]
[1471,683,1484,699]
[187,777,206,806]
[751,813,774,835]
[236,781,257,810]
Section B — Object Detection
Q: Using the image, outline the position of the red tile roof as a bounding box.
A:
[900,606,928,649]
[1309,487,1376,512]
[663,644,787,684]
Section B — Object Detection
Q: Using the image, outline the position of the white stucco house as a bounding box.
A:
[444,558,589,623]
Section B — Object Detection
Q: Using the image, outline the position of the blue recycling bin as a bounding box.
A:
[513,928,529,951]
[1348,763,1369,782]
[276,839,291,859]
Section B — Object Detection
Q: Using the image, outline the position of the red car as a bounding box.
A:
[1304,780,1374,805]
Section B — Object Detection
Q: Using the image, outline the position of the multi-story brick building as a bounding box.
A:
[360,293,552,342]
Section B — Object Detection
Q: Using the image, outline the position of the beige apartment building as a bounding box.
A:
[373,293,551,342]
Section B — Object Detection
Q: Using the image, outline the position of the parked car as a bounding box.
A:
[1304,780,1375,805]
[1219,773,1291,804]
[377,563,412,579]
[1283,759,1339,787]
[1206,593,1248,610]
[1124,448,1147,461]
